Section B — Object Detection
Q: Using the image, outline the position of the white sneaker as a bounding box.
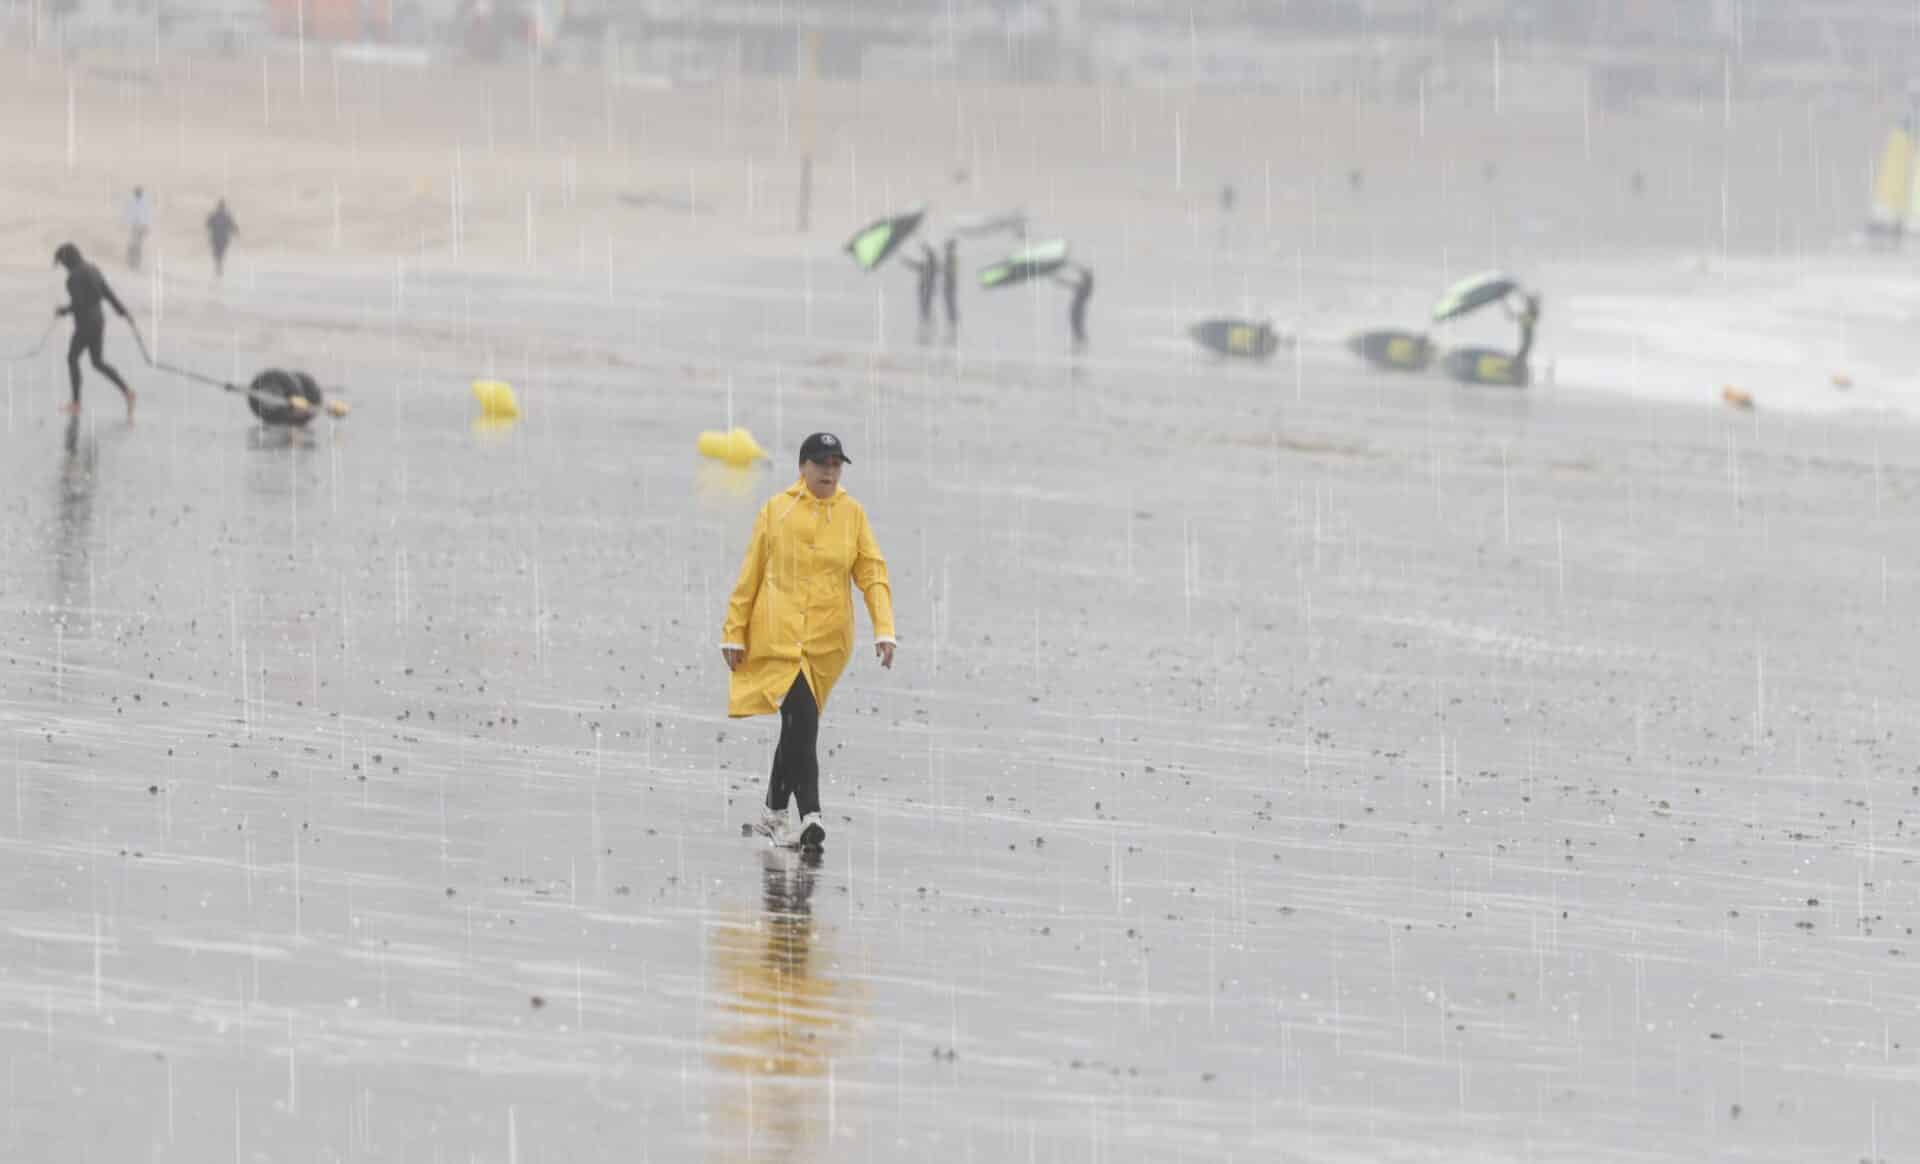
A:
[751,808,794,847]
[798,812,827,850]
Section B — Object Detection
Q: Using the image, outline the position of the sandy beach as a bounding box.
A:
[0,42,1916,1163]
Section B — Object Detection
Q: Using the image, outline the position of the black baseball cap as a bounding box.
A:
[799,432,851,463]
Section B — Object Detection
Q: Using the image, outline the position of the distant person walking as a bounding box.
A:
[903,242,937,344]
[124,186,152,271]
[941,237,959,342]
[206,199,239,278]
[52,243,136,420]
[722,432,895,851]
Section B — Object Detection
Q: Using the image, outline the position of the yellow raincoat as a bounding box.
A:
[723,481,895,718]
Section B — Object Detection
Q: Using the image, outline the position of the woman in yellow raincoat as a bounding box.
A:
[721,432,895,849]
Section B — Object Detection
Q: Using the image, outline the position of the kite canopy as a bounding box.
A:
[978,239,1069,289]
[845,206,926,271]
[1431,271,1519,323]
[950,209,1028,239]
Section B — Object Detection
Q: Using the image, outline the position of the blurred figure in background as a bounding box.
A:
[1056,264,1094,356]
[206,199,239,278]
[902,241,938,345]
[124,186,152,271]
[941,237,959,344]
[1505,291,1542,370]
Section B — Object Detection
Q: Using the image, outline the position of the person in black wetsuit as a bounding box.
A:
[1057,264,1094,355]
[52,243,136,420]
[941,237,958,343]
[206,199,239,278]
[902,241,937,344]
[1506,291,1541,368]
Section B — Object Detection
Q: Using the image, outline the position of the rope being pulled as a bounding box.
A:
[2,318,58,362]
[126,324,348,422]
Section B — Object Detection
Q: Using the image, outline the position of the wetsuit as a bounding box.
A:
[1068,268,1094,351]
[1515,298,1540,366]
[941,239,958,334]
[903,243,937,338]
[60,260,134,408]
[207,203,238,277]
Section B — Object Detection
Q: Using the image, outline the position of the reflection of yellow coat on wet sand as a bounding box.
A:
[723,481,895,718]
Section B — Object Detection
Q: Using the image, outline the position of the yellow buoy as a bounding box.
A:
[1831,372,1853,390]
[1721,385,1754,410]
[472,379,521,420]
[697,427,769,467]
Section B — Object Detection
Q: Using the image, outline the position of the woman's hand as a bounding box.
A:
[875,642,895,669]
[721,647,745,671]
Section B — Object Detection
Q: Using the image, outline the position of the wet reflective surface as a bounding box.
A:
[0,250,1915,1163]
[707,849,859,1162]
[1,42,1918,1160]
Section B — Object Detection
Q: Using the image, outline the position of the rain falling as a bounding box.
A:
[0,2,1916,1161]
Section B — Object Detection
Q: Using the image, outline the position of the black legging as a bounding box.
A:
[67,324,132,406]
[765,673,821,818]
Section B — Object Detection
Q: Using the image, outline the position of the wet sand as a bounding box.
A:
[0,45,1916,1164]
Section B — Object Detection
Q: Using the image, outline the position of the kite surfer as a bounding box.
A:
[941,237,959,342]
[1056,264,1094,355]
[1505,291,1541,371]
[52,243,136,420]
[903,242,938,344]
[723,432,896,852]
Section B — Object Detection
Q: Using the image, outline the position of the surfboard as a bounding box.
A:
[1190,318,1284,360]
[1439,347,1529,387]
[1346,329,1434,371]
